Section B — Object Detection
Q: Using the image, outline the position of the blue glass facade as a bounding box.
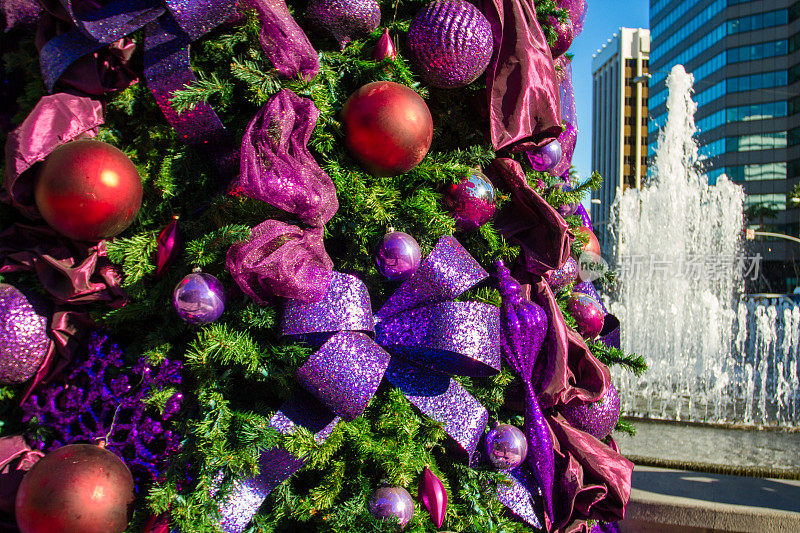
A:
[648,0,799,290]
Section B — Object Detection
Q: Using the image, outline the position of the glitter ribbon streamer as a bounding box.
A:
[217,236,512,533]
[495,261,555,522]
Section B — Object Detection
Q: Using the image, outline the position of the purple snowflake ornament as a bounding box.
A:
[22,332,184,489]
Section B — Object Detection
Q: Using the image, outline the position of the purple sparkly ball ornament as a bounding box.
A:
[444,170,496,231]
[561,382,621,440]
[0,284,50,385]
[485,423,528,470]
[368,485,415,528]
[566,292,605,339]
[173,269,226,325]
[550,181,578,217]
[528,139,563,173]
[545,257,579,292]
[374,230,422,281]
[306,0,380,49]
[407,0,493,88]
[549,15,575,58]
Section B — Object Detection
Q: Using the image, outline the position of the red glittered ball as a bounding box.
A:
[35,140,143,242]
[15,444,134,533]
[342,81,433,176]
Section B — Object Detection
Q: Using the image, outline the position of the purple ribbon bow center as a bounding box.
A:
[281,236,502,456]
[217,236,502,533]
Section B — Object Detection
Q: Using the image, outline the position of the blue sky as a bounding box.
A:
[571,0,650,184]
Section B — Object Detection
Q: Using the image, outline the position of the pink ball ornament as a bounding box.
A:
[407,0,493,88]
[173,270,226,325]
[485,423,528,470]
[528,139,563,173]
[374,231,422,281]
[545,257,579,292]
[0,284,50,385]
[368,485,414,528]
[560,382,621,440]
[306,0,380,49]
[444,170,496,231]
[566,292,605,339]
[549,15,575,58]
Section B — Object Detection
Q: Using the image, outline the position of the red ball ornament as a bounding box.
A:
[576,226,601,258]
[342,81,433,176]
[35,140,143,242]
[15,444,134,533]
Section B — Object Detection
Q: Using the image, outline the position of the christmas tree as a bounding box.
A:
[0,0,645,532]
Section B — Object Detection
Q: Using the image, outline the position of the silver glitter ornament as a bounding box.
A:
[307,0,380,50]
[407,0,493,88]
[0,284,50,385]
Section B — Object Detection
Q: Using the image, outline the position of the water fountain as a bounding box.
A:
[609,65,800,428]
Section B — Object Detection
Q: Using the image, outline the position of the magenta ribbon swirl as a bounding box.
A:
[217,236,516,532]
[226,90,338,304]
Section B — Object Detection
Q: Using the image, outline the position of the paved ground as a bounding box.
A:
[621,466,800,532]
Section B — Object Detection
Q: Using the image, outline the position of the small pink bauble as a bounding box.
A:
[566,292,605,339]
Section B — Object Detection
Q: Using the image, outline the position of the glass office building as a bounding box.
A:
[648,0,799,291]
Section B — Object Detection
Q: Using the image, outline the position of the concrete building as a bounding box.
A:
[591,28,651,250]
[647,0,798,292]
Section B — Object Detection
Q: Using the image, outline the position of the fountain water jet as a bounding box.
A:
[609,65,800,427]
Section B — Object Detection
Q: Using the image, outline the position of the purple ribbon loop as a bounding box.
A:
[375,235,489,321]
[376,301,501,377]
[218,236,499,532]
[39,0,239,176]
[296,332,390,421]
[281,271,375,342]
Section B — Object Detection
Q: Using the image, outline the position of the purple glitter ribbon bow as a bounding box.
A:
[36,0,263,176]
[217,236,504,532]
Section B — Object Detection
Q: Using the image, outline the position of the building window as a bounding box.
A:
[728,70,787,94]
[651,0,727,65]
[727,132,787,152]
[697,102,788,135]
[727,162,787,182]
[729,40,788,62]
[727,9,788,35]
[744,194,787,211]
